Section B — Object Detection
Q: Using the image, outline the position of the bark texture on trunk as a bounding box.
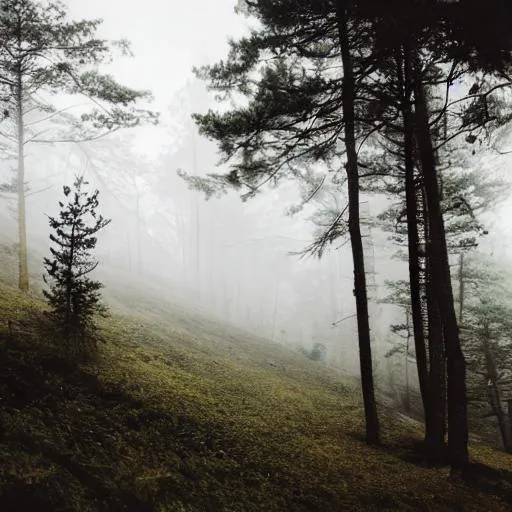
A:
[399,44,430,423]
[458,252,464,324]
[425,236,447,458]
[482,324,512,452]
[412,60,468,471]
[404,308,412,413]
[336,1,380,445]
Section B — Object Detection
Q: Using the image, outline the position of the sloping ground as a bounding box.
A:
[1,283,512,511]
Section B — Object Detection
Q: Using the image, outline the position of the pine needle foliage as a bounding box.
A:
[43,176,110,359]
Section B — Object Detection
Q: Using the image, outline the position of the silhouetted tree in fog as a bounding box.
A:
[182,0,512,469]
[44,176,110,360]
[184,0,382,444]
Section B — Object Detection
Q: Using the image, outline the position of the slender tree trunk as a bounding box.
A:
[404,308,411,413]
[246,303,251,326]
[482,324,512,452]
[222,276,230,318]
[192,128,201,302]
[135,189,142,276]
[233,281,241,323]
[177,208,187,286]
[507,400,512,452]
[458,252,464,324]
[15,67,29,292]
[336,2,380,445]
[209,209,214,299]
[329,254,338,326]
[412,60,468,471]
[271,277,280,341]
[127,230,132,273]
[399,44,430,423]
[64,222,77,344]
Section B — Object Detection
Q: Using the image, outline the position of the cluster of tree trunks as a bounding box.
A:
[333,5,468,468]
[192,0,512,474]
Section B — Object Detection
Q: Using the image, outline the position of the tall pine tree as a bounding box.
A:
[186,0,382,444]
[0,0,157,291]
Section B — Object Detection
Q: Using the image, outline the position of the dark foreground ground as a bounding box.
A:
[1,282,512,511]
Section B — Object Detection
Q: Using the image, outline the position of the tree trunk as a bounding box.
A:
[135,189,142,276]
[425,229,447,459]
[329,254,338,327]
[192,128,201,302]
[126,228,132,273]
[271,277,280,341]
[15,68,29,292]
[482,324,512,452]
[458,252,464,324]
[404,308,411,413]
[399,44,430,423]
[209,209,214,300]
[177,208,188,286]
[65,223,76,344]
[336,2,380,445]
[507,400,512,453]
[421,182,447,457]
[412,60,469,471]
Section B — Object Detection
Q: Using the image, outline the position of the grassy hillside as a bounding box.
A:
[1,282,512,511]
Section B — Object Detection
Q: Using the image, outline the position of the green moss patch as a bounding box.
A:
[0,282,511,511]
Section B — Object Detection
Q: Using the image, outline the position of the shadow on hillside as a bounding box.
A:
[342,426,512,506]
[0,331,153,511]
[386,437,512,504]
[462,463,512,504]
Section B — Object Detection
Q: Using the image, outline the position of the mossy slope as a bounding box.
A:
[1,283,511,511]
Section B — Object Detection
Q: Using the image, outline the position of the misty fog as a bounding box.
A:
[5,2,512,509]
[2,0,512,402]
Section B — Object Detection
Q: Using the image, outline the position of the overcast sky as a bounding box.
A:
[60,1,251,157]
[65,0,248,112]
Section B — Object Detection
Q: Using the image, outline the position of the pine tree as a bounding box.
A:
[0,0,157,292]
[185,0,509,465]
[184,0,382,445]
[461,252,512,452]
[43,176,110,358]
[381,279,415,414]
